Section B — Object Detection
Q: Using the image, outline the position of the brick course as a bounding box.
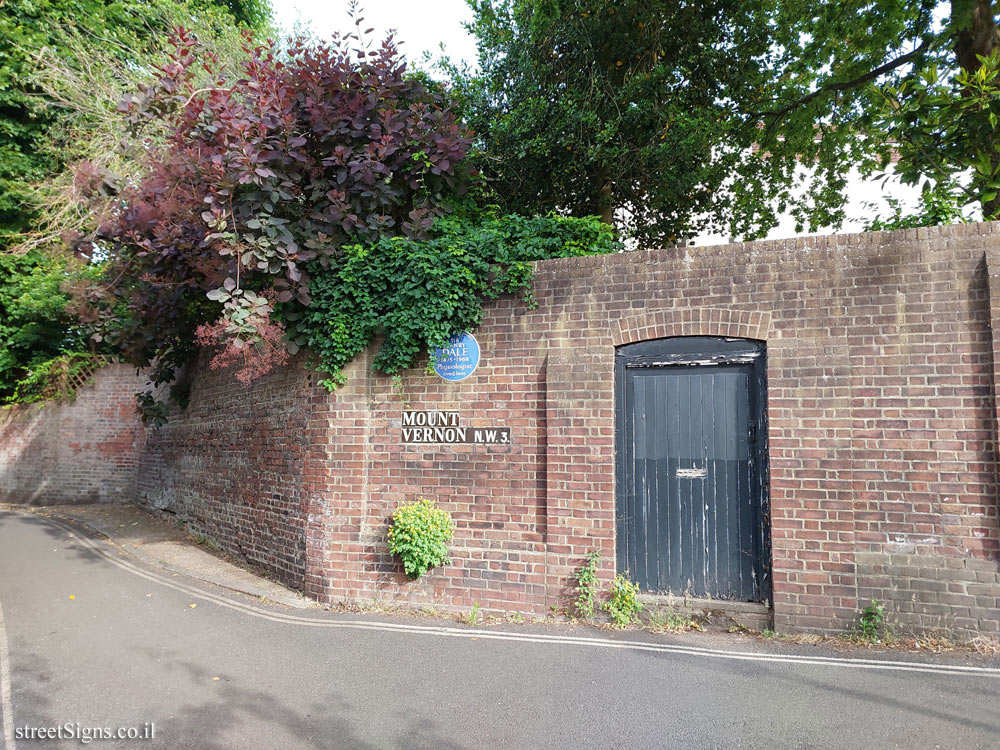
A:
[3,223,1000,638]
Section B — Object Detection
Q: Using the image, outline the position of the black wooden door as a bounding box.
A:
[615,337,770,603]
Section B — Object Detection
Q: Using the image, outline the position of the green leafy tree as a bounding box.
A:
[458,1,1000,242]
[14,12,254,258]
[864,181,969,231]
[452,0,778,245]
[211,0,272,29]
[0,252,88,398]
[751,0,1000,227]
[0,0,265,402]
[0,0,272,252]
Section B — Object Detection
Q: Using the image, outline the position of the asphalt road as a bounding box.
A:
[1,510,999,750]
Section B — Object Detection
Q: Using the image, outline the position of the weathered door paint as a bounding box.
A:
[615,337,770,603]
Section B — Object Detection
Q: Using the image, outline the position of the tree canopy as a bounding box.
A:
[452,0,778,246]
[752,0,1000,226]
[0,0,271,401]
[7,0,1000,409]
[455,1,1000,242]
[0,0,272,252]
[0,251,91,398]
[212,0,273,29]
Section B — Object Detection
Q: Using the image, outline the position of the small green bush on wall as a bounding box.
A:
[387,499,455,579]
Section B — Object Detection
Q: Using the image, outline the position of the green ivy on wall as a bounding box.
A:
[296,212,619,389]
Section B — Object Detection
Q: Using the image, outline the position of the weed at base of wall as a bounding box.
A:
[851,599,888,643]
[573,551,601,619]
[605,573,643,628]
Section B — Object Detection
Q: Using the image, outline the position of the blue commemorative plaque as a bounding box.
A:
[432,331,480,382]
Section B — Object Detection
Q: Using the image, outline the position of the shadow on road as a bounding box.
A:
[86,645,473,750]
[0,512,105,565]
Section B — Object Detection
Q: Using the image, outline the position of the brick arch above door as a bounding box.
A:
[611,308,772,347]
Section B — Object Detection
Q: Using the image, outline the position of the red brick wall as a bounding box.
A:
[135,355,312,589]
[303,223,1000,637]
[0,364,146,505]
[3,223,999,637]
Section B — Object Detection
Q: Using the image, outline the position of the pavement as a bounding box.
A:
[1,505,999,749]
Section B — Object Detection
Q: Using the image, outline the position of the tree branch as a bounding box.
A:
[754,39,933,122]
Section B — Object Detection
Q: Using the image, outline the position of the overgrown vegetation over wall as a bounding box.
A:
[0,0,270,404]
[6,223,997,639]
[0,0,270,253]
[5,0,1000,418]
[60,20,617,418]
[301,212,617,389]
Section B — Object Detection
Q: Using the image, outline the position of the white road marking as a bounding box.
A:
[0,596,16,750]
[4,510,1000,681]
